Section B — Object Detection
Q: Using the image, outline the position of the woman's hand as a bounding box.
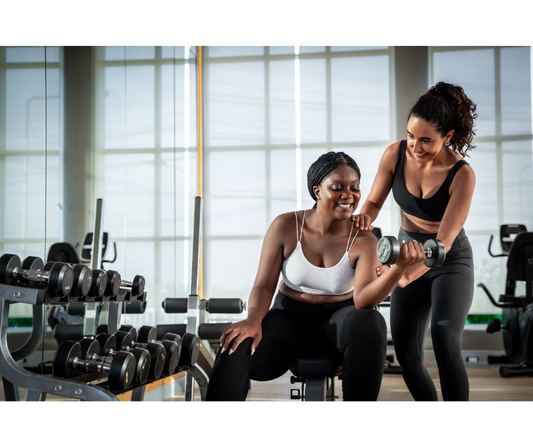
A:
[395,240,426,270]
[350,213,374,231]
[220,318,262,355]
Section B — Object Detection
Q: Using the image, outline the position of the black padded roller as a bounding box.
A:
[198,322,232,340]
[161,298,188,313]
[206,298,245,314]
[124,300,147,314]
[53,324,84,343]
[156,324,186,340]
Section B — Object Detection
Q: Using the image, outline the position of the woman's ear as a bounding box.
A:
[445,129,455,144]
[313,185,321,200]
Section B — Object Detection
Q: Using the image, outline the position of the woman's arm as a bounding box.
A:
[395,164,476,287]
[353,142,399,230]
[352,232,425,309]
[219,214,287,354]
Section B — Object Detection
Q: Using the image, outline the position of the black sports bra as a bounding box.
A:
[392,140,468,222]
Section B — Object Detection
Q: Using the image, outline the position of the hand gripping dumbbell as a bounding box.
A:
[113,329,167,381]
[119,326,182,378]
[53,340,136,392]
[0,254,74,297]
[376,236,446,268]
[95,332,153,386]
[104,271,145,298]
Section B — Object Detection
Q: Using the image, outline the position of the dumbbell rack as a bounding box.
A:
[0,284,120,400]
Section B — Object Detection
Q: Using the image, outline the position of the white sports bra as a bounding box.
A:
[281,210,359,296]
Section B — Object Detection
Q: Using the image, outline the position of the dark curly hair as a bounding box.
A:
[408,81,478,157]
[307,151,361,209]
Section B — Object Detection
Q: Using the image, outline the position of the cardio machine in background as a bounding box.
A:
[46,232,118,332]
[477,224,533,377]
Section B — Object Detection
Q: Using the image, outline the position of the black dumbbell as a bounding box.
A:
[103,271,144,298]
[53,340,135,392]
[121,275,145,298]
[130,326,182,377]
[114,329,167,381]
[45,261,92,298]
[0,254,74,297]
[377,236,446,268]
[180,333,201,369]
[95,332,152,386]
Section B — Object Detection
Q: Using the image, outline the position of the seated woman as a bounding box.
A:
[205,151,425,401]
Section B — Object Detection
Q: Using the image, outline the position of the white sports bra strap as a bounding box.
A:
[347,226,359,252]
[298,210,306,242]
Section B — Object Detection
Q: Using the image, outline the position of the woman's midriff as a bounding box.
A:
[400,210,441,234]
[278,281,353,305]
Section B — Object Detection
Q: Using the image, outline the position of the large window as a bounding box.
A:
[0,46,62,317]
[94,46,198,327]
[431,46,533,314]
[202,46,394,312]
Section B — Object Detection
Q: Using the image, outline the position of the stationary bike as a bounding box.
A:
[477,224,533,377]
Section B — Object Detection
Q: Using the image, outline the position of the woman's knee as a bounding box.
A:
[343,308,387,345]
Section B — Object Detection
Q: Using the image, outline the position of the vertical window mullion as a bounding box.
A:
[295,46,302,210]
[494,47,504,226]
[0,47,6,251]
[265,46,271,224]
[326,46,332,151]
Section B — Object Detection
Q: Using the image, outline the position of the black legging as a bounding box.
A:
[205,292,388,401]
[390,227,474,401]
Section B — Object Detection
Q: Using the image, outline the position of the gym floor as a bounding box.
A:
[1,351,532,402]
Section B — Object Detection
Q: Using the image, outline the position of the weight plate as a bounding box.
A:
[377,236,400,265]
[423,239,446,268]
[131,347,151,386]
[0,254,21,285]
[146,342,166,381]
[90,270,107,297]
[21,256,45,287]
[162,332,181,344]
[96,333,116,355]
[137,325,157,344]
[109,351,136,392]
[53,341,81,378]
[119,325,137,342]
[180,333,201,368]
[48,263,75,297]
[162,339,181,376]
[132,275,145,297]
[105,271,121,297]
[114,331,133,350]
[80,338,100,360]
[72,264,92,297]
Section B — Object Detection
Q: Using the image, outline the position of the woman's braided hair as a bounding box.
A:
[409,81,478,157]
[307,151,361,209]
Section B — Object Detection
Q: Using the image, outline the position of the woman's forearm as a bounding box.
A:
[398,263,430,288]
[354,265,405,309]
[359,200,382,223]
[246,285,275,323]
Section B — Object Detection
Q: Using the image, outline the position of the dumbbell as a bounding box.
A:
[46,261,108,299]
[95,332,153,386]
[376,236,446,268]
[53,340,136,392]
[113,329,167,381]
[127,326,182,377]
[0,254,74,297]
[44,261,93,298]
[104,271,145,298]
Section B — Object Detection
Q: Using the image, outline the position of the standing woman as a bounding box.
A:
[354,81,477,401]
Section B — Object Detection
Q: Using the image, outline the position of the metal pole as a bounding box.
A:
[83,198,105,337]
[185,196,202,401]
